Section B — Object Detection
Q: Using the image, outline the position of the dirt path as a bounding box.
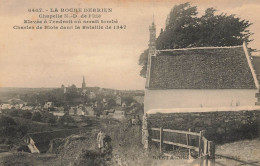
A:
[215,139,260,166]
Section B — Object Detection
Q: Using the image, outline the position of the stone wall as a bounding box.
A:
[146,110,260,144]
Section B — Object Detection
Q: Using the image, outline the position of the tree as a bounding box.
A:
[41,111,55,122]
[122,96,134,106]
[47,116,56,125]
[8,109,19,117]
[139,2,253,77]
[196,8,253,47]
[0,115,16,126]
[0,115,28,138]
[21,111,32,119]
[0,115,18,137]
[138,49,149,78]
[65,84,81,105]
[157,2,199,49]
[31,112,42,122]
[107,98,116,109]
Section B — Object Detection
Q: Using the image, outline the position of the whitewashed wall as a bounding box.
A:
[144,89,258,113]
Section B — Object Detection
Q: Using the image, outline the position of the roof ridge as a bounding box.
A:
[158,45,243,52]
[243,42,259,89]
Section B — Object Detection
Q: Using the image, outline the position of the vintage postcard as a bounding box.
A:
[0,0,260,165]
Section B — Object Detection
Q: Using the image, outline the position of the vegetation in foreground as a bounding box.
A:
[1,118,260,166]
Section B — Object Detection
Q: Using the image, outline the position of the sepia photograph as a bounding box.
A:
[0,0,260,165]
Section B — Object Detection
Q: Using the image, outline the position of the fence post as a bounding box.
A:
[186,128,191,159]
[201,130,207,156]
[208,141,215,166]
[208,141,215,159]
[199,130,204,157]
[142,114,149,150]
[202,157,208,166]
[203,139,208,156]
[160,127,163,154]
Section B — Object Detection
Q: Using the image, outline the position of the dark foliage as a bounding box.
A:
[21,111,32,119]
[57,115,75,127]
[31,112,42,122]
[139,2,254,77]
[0,115,28,138]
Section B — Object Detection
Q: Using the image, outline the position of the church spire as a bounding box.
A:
[82,76,86,89]
[149,16,156,49]
[145,18,157,88]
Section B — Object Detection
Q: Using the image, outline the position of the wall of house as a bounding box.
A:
[144,89,258,113]
[146,110,260,144]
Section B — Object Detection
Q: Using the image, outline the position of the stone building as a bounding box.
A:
[115,95,122,105]
[44,102,53,109]
[144,21,259,114]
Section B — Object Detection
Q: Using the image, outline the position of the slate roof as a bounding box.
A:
[148,46,257,89]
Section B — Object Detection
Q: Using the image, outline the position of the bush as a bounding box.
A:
[31,112,42,122]
[21,111,32,119]
[0,115,28,138]
[0,115,17,126]
[57,115,75,127]
[47,116,56,125]
[0,116,18,137]
[8,109,19,117]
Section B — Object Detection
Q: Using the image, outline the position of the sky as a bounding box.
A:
[0,0,260,90]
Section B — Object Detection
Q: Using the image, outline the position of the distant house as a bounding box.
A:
[85,106,95,116]
[133,96,144,104]
[77,107,85,116]
[101,109,114,118]
[69,106,87,116]
[35,105,42,110]
[88,91,96,100]
[50,107,65,117]
[12,103,24,109]
[122,102,127,108]
[21,106,34,111]
[107,108,115,114]
[94,101,103,111]
[69,107,77,115]
[54,107,64,112]
[51,112,65,117]
[116,95,122,105]
[32,109,41,113]
[1,104,12,110]
[107,112,114,117]
[44,102,53,109]
[107,106,126,120]
[144,22,259,113]
[61,84,67,93]
[113,110,126,120]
